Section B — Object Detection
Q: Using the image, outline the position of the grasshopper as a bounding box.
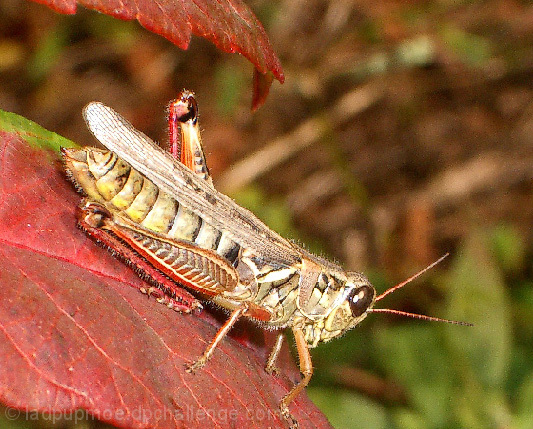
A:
[62,90,470,426]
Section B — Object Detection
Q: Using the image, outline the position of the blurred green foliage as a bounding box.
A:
[441,26,492,67]
[214,61,247,118]
[27,14,138,84]
[232,185,326,256]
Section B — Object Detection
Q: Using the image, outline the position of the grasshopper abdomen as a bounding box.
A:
[64,147,242,267]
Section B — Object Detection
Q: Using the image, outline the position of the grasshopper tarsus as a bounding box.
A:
[185,360,205,374]
[146,287,202,313]
[280,404,299,429]
[265,364,281,376]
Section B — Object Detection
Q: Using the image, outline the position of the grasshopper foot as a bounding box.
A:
[185,358,207,373]
[280,404,299,429]
[265,363,280,376]
[140,286,202,313]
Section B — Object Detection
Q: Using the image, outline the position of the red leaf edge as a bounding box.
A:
[29,0,285,87]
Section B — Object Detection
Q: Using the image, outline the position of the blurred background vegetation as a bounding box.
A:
[1,0,532,428]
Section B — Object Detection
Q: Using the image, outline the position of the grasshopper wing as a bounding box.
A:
[83,102,300,267]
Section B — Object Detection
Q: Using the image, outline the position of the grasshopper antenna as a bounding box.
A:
[374,253,449,302]
[368,254,473,326]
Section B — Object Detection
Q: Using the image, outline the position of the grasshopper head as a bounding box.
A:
[301,271,376,347]
[300,254,472,347]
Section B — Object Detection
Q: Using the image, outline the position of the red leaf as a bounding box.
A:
[252,69,274,112]
[30,0,284,107]
[0,112,331,429]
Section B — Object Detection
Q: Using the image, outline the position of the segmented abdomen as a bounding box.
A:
[64,148,241,265]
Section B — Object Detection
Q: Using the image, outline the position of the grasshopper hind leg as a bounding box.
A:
[168,90,212,184]
[78,200,202,313]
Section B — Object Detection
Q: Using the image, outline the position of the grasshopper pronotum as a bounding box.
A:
[63,91,471,427]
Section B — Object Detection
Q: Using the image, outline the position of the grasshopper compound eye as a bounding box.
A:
[348,285,375,317]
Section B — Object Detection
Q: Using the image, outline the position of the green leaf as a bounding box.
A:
[392,408,428,429]
[307,387,388,429]
[444,232,513,427]
[445,232,512,387]
[441,26,491,66]
[374,325,454,427]
[232,186,296,237]
[514,372,533,429]
[215,61,247,118]
[0,109,77,152]
[489,224,526,273]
